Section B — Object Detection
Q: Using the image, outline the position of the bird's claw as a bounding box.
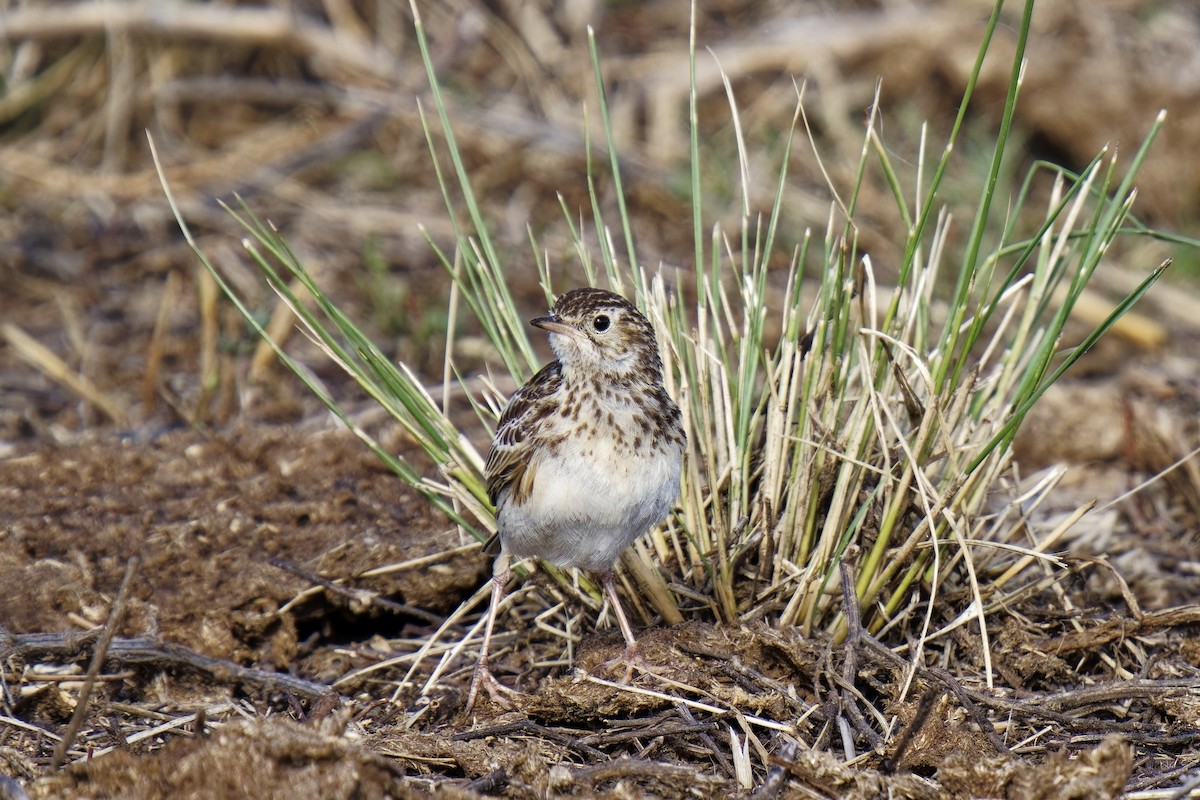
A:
[465,664,519,714]
[598,643,652,684]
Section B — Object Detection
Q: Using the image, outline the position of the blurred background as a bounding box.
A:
[1,0,1197,438]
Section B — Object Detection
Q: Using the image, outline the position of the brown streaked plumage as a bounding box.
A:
[466,287,685,713]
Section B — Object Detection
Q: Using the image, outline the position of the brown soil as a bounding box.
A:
[3,1,1200,798]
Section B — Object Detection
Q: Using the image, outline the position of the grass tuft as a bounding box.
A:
[155,0,1175,698]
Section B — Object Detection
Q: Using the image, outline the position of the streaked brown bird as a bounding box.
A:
[466,287,686,712]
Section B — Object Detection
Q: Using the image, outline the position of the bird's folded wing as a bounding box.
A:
[484,360,562,507]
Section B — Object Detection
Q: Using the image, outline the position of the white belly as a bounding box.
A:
[498,435,682,572]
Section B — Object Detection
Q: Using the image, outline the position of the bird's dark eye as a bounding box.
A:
[592,314,611,332]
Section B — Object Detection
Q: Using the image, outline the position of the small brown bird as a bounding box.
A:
[466,287,686,711]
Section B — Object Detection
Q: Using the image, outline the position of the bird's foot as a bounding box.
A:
[464,663,520,714]
[597,642,652,684]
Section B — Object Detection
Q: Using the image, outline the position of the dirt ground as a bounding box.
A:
[3,1,1200,798]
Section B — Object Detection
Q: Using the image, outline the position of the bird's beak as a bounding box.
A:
[531,314,579,338]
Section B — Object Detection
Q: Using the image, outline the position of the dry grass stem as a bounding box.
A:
[1,322,127,424]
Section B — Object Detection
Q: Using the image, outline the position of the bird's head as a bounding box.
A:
[532,288,663,382]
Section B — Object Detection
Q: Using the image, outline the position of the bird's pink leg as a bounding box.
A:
[465,551,518,713]
[601,568,647,682]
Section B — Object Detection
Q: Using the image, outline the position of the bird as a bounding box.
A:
[465,287,686,712]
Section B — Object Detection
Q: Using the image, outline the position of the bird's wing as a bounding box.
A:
[485,361,563,508]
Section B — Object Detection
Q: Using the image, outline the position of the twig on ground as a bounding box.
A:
[881,686,941,774]
[270,557,444,625]
[1043,605,1200,654]
[463,769,509,794]
[569,756,724,789]
[3,632,332,701]
[752,736,799,800]
[51,555,139,768]
[577,716,718,749]
[836,561,883,749]
[1164,769,1200,800]
[858,633,1011,755]
[452,719,608,761]
[672,703,735,778]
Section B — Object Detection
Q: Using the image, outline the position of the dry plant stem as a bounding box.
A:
[0,3,398,81]
[141,270,179,412]
[250,278,307,382]
[582,715,719,748]
[1,323,127,424]
[1044,604,1200,654]
[3,633,331,701]
[881,686,941,774]
[835,562,883,749]
[833,584,1014,758]
[51,556,139,769]
[672,702,736,779]
[569,757,723,789]
[452,720,607,761]
[856,633,1006,755]
[1165,771,1200,800]
[464,770,508,795]
[268,557,443,625]
[753,737,799,800]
